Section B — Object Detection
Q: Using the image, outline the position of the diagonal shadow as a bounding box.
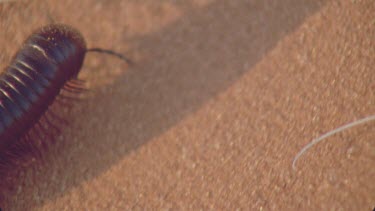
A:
[2,0,326,209]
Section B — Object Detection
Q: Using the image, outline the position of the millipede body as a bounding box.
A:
[0,24,87,165]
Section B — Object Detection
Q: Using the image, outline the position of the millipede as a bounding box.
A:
[0,24,131,174]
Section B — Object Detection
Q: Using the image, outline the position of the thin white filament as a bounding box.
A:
[292,114,375,170]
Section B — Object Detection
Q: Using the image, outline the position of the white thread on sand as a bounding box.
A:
[292,114,375,170]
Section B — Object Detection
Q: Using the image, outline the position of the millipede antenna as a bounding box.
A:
[87,48,133,65]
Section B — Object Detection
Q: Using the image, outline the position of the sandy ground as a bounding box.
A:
[0,0,374,210]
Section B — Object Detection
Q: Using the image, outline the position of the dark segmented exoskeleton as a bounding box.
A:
[0,24,131,169]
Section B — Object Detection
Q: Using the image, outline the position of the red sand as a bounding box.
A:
[0,0,374,210]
